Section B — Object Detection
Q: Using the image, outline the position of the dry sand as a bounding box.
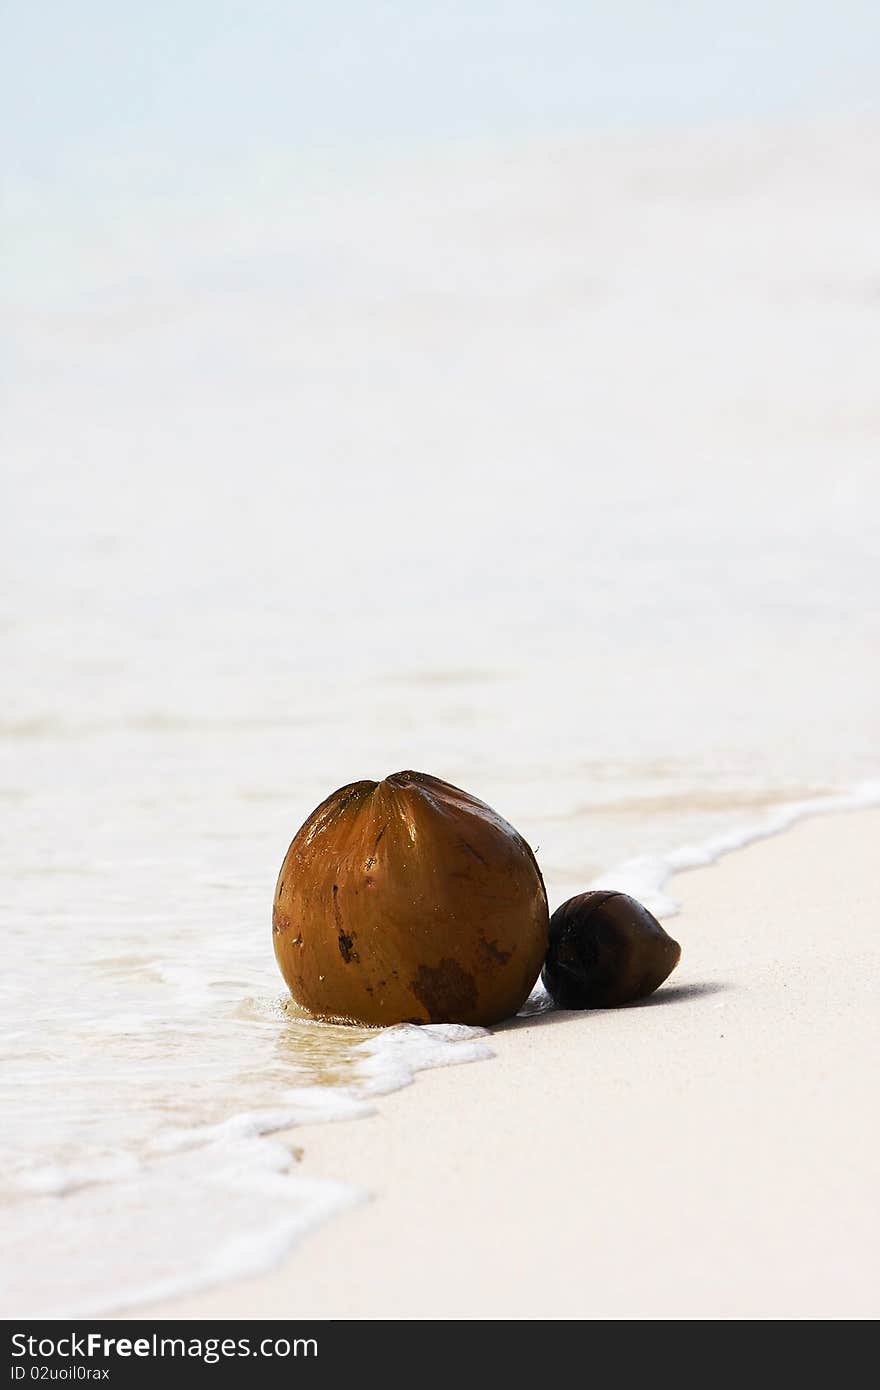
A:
[139,808,879,1320]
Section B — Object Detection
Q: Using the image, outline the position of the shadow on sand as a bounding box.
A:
[497,980,733,1034]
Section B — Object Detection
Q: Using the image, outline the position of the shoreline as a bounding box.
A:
[587,779,880,918]
[135,804,880,1320]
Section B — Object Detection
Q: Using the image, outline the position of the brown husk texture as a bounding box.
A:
[273,771,549,1026]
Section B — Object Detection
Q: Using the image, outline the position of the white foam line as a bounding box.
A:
[586,778,880,919]
[63,1171,364,1320]
[77,1029,493,1313]
[355,1021,493,1095]
[18,1024,495,1318]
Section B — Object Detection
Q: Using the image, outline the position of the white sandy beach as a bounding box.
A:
[135,806,880,1320]
[6,108,880,1319]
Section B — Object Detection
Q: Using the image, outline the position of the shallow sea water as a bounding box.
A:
[2,119,879,1313]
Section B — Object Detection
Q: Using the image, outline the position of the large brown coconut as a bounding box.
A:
[272,771,548,1026]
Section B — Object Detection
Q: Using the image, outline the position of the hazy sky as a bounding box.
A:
[3,1,879,185]
[2,2,879,310]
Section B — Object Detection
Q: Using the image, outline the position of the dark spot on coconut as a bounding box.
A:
[291,933,303,947]
[410,958,478,1021]
[272,905,289,936]
[479,934,512,965]
[337,930,359,964]
[364,875,375,888]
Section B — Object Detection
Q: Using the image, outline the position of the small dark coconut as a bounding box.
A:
[273,771,549,1027]
[542,890,681,1009]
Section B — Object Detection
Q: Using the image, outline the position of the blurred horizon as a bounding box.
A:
[5,3,880,162]
[3,3,880,206]
[3,1,880,315]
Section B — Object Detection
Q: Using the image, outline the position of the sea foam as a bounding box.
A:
[1,1022,491,1317]
[588,779,880,918]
